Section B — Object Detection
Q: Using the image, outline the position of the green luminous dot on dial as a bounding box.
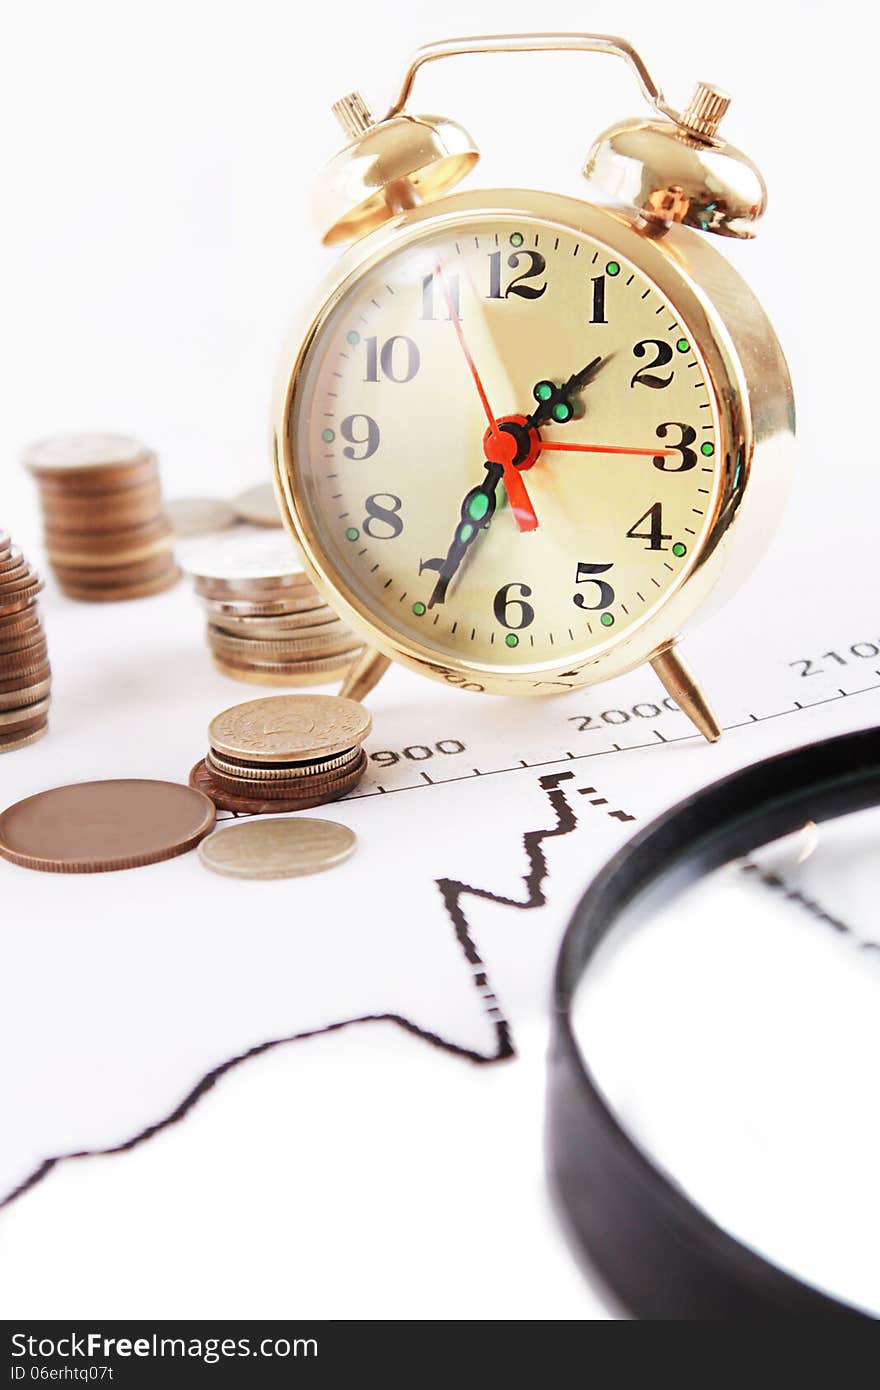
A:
[676,338,690,353]
[552,402,572,422]
[321,428,335,443]
[468,493,490,521]
[672,541,687,557]
[701,441,715,456]
[606,261,620,276]
[600,612,615,627]
[345,527,359,541]
[505,633,519,648]
[347,330,360,346]
[412,601,426,616]
[510,232,524,247]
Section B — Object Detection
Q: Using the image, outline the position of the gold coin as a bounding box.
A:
[207,625,358,659]
[203,591,323,617]
[198,817,356,880]
[233,482,283,529]
[0,695,51,727]
[23,432,152,474]
[0,676,52,710]
[0,723,48,754]
[165,496,238,537]
[208,692,371,763]
[201,751,365,799]
[209,607,339,637]
[211,654,359,687]
[206,744,360,781]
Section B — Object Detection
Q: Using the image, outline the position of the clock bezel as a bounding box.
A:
[274,188,794,696]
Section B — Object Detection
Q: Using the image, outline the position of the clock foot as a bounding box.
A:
[341,647,391,703]
[650,646,722,743]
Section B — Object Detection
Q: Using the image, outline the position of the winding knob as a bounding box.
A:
[332,91,375,140]
[679,82,731,142]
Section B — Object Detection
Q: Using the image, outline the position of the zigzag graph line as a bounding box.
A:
[0,771,634,1211]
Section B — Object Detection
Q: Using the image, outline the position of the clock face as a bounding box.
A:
[287,210,722,683]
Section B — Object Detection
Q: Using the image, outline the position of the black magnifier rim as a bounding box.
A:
[548,725,880,1320]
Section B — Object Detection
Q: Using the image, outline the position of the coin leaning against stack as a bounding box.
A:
[189,693,371,814]
[23,433,179,601]
[183,530,363,686]
[0,530,51,752]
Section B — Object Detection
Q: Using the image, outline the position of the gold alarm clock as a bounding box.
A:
[273,33,794,741]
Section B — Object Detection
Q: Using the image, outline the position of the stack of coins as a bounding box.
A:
[189,693,370,814]
[0,532,51,752]
[23,433,179,601]
[183,531,362,686]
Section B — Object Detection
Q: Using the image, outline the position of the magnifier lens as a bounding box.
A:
[571,803,880,1315]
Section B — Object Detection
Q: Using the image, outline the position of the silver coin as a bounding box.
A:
[198,816,356,879]
[166,496,238,537]
[233,482,283,528]
[182,528,304,583]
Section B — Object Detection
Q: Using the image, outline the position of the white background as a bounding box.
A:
[1,0,878,1321]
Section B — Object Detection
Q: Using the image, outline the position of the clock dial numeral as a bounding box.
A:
[626,502,671,550]
[363,493,404,539]
[493,582,535,629]
[590,275,607,324]
[487,250,547,300]
[573,562,615,610]
[653,422,697,472]
[421,272,460,321]
[341,414,380,460]
[631,339,674,389]
[364,335,420,384]
[418,555,444,576]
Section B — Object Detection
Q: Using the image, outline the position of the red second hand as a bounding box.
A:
[539,440,677,458]
[433,261,538,533]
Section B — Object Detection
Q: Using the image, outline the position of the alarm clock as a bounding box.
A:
[273,33,794,741]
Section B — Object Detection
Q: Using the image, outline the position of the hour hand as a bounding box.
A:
[428,461,503,609]
[526,355,607,428]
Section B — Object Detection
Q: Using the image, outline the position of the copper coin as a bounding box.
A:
[0,778,216,873]
[0,581,45,614]
[0,723,49,754]
[209,693,371,763]
[189,754,365,815]
[183,531,304,585]
[0,530,10,558]
[35,461,159,497]
[0,677,52,711]
[198,817,356,880]
[206,745,358,780]
[0,604,40,634]
[232,482,283,529]
[39,497,164,534]
[0,548,24,574]
[0,662,51,693]
[0,640,49,676]
[166,497,238,537]
[52,552,177,587]
[0,624,43,655]
[57,567,180,603]
[0,695,50,728]
[0,565,37,594]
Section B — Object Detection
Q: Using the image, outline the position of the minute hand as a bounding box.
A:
[428,461,503,609]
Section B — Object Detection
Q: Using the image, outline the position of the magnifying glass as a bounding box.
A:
[547,726,880,1319]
